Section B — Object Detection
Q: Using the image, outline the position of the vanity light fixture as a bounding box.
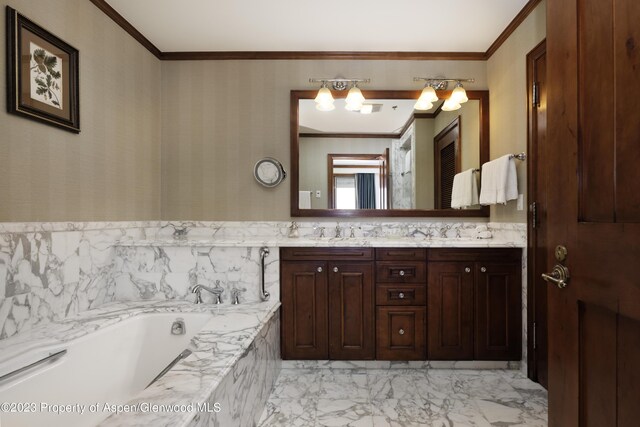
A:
[310,78,370,112]
[413,77,475,111]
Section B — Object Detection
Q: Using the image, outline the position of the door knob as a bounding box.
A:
[465,267,471,273]
[398,329,405,335]
[399,270,405,276]
[333,267,339,273]
[317,267,323,273]
[542,264,570,289]
[398,292,405,299]
[480,266,487,273]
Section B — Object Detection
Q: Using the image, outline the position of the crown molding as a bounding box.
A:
[91,0,542,62]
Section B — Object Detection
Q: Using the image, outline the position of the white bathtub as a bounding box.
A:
[0,312,211,427]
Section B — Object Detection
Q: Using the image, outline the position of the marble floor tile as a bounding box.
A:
[258,367,548,427]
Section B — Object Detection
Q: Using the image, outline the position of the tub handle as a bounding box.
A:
[259,247,271,301]
[0,349,67,385]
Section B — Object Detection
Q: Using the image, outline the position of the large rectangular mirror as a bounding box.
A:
[291,90,489,217]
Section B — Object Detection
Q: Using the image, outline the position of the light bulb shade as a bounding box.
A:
[414,99,434,111]
[314,86,334,105]
[360,104,373,114]
[418,85,439,104]
[442,98,461,111]
[345,86,365,111]
[315,102,335,112]
[450,85,468,104]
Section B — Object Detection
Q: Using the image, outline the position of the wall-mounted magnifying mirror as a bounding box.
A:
[290,90,489,217]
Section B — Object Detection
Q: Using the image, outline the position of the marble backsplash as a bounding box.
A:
[0,220,526,341]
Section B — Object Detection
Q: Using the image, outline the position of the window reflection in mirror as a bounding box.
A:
[328,153,389,209]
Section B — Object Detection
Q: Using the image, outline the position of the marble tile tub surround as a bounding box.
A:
[0,220,525,341]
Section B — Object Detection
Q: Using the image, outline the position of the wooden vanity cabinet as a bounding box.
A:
[280,248,375,360]
[427,249,522,361]
[375,248,427,360]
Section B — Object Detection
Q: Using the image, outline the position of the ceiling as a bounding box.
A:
[105,0,529,53]
[299,99,435,134]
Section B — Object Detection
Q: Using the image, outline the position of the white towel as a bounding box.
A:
[495,155,518,204]
[479,155,518,205]
[451,169,479,209]
[298,191,312,209]
[479,160,497,205]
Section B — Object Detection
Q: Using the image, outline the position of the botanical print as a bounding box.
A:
[29,42,63,109]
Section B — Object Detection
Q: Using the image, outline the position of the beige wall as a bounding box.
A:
[161,60,487,220]
[487,0,546,223]
[0,2,543,224]
[413,118,435,209]
[435,100,480,173]
[299,137,392,209]
[0,0,161,222]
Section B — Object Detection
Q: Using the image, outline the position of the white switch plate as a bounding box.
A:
[315,191,321,198]
[517,194,524,211]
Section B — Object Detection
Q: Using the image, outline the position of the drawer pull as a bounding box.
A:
[399,270,405,276]
[465,267,471,273]
[398,329,405,335]
[481,266,487,273]
[317,267,323,273]
[333,267,339,273]
[398,292,405,299]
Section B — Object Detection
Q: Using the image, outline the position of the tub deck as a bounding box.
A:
[0,300,281,427]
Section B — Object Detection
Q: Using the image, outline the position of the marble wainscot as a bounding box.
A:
[1,220,525,343]
[0,299,280,427]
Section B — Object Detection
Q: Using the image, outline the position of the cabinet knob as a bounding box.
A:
[398,292,405,299]
[333,267,339,273]
[465,267,471,273]
[480,266,487,273]
[398,329,405,335]
[317,267,323,273]
[399,270,405,276]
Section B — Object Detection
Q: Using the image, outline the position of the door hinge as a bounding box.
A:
[533,321,537,350]
[530,202,538,229]
[532,82,540,107]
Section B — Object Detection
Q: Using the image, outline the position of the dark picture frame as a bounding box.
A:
[6,6,79,133]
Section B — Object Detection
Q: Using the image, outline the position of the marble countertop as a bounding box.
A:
[0,299,280,427]
[114,236,525,248]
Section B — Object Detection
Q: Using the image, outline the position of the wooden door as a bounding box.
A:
[434,117,461,209]
[474,262,522,361]
[281,261,328,359]
[328,262,375,359]
[547,0,640,425]
[526,39,548,388]
[427,262,474,360]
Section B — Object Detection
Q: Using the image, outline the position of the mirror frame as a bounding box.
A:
[290,89,490,218]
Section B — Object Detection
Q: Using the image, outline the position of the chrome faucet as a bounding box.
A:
[440,224,452,239]
[173,226,188,240]
[349,225,361,238]
[314,226,326,238]
[191,280,224,304]
[409,229,431,239]
[288,221,299,238]
[335,223,342,238]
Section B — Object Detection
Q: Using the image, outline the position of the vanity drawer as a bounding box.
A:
[376,248,427,261]
[376,261,426,283]
[376,284,426,306]
[281,247,374,261]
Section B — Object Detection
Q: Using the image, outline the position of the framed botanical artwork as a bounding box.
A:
[6,7,80,133]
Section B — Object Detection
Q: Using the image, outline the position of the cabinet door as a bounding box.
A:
[475,262,522,360]
[376,307,426,360]
[328,262,375,360]
[281,261,328,359]
[428,262,474,360]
